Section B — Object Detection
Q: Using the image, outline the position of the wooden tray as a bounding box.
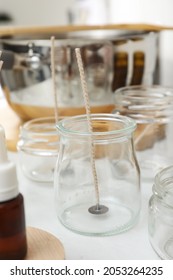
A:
[25,227,65,260]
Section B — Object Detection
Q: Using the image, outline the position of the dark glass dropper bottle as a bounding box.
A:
[0,125,27,259]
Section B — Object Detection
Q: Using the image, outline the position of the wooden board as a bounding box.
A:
[0,23,173,37]
[25,227,65,260]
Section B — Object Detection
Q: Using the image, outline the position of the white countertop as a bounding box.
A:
[9,151,159,260]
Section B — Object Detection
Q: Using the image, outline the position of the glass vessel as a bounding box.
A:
[148,165,173,259]
[17,117,59,183]
[0,39,113,120]
[114,85,173,179]
[54,114,140,236]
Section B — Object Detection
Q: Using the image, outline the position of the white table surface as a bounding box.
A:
[9,151,159,260]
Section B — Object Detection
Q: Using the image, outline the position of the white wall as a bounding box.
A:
[0,0,73,26]
[71,0,108,25]
[1,0,172,27]
[108,0,173,26]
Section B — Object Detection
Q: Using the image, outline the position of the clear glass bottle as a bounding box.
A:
[54,114,140,236]
[114,85,173,179]
[148,165,173,259]
[17,117,59,183]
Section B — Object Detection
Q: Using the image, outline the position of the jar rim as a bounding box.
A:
[114,85,173,123]
[56,113,136,137]
[23,116,55,126]
[114,85,173,103]
[21,116,57,136]
[155,165,173,187]
[154,165,173,205]
[115,84,173,92]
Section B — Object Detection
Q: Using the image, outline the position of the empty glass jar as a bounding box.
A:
[17,117,59,182]
[54,114,141,236]
[148,165,173,259]
[114,85,173,179]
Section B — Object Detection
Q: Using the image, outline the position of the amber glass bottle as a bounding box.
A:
[0,125,27,259]
[111,51,128,92]
[131,51,145,85]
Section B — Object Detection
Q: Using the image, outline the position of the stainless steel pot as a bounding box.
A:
[0,31,159,120]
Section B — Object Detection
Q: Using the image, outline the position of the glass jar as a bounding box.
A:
[148,165,173,259]
[17,117,59,183]
[54,114,140,236]
[114,85,173,179]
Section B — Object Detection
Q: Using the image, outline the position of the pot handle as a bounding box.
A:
[0,47,41,70]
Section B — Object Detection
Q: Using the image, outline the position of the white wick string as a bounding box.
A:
[50,36,59,124]
[75,47,100,207]
[0,60,3,70]
[0,51,3,70]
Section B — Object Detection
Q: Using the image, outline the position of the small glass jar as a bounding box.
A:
[54,114,140,236]
[17,117,59,183]
[148,165,173,259]
[114,85,173,179]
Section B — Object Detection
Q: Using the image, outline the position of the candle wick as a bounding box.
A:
[50,36,59,124]
[75,47,108,215]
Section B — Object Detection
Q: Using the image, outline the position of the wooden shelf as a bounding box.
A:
[0,23,173,37]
